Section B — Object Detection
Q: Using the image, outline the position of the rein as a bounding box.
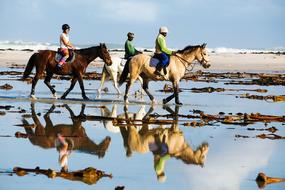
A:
[174,54,195,72]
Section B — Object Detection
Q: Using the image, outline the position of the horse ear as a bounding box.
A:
[202,43,207,48]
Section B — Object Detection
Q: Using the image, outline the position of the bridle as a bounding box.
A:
[174,54,195,72]
[174,50,209,72]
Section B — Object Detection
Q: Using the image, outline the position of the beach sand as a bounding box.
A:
[0,50,284,72]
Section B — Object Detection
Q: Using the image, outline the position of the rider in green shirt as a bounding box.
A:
[124,32,141,59]
[154,26,176,76]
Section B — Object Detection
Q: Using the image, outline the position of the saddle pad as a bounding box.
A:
[55,52,76,63]
[149,57,160,67]
[120,59,127,67]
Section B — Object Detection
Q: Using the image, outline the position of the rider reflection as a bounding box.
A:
[149,132,170,183]
[55,133,73,172]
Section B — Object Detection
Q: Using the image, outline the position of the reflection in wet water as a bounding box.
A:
[15,103,111,173]
[0,94,284,189]
[102,105,209,182]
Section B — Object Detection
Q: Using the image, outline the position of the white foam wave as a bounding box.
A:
[0,40,59,51]
[0,41,284,54]
[208,47,285,54]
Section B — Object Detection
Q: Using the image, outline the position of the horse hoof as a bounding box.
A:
[176,102,183,105]
[61,96,66,100]
[151,99,157,105]
[30,95,37,100]
[52,93,58,99]
[83,97,89,100]
[163,99,168,104]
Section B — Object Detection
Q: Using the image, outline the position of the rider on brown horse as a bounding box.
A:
[57,24,76,70]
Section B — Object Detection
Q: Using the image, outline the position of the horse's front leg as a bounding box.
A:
[78,75,89,100]
[44,72,57,99]
[124,79,134,104]
[173,81,182,105]
[61,77,78,99]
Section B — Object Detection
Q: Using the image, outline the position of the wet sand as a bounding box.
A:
[1,50,285,72]
[0,50,284,190]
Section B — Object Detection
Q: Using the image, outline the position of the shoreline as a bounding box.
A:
[0,50,285,72]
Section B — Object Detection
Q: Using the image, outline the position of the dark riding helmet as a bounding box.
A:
[62,24,70,31]
[127,32,134,38]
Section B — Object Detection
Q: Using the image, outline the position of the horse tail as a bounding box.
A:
[23,52,38,79]
[118,59,130,86]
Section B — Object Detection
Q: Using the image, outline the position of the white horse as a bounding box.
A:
[97,56,143,95]
[101,104,147,133]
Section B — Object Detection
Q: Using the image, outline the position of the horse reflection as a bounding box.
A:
[21,103,111,159]
[118,105,209,182]
[100,104,147,133]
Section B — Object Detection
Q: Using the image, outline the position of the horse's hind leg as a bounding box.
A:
[142,79,155,103]
[61,77,78,99]
[97,66,107,94]
[44,72,57,98]
[30,74,40,99]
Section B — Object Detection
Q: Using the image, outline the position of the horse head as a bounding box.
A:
[176,142,209,167]
[99,43,112,66]
[197,43,211,69]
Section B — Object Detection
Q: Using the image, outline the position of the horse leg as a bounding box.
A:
[61,77,78,99]
[163,91,175,104]
[97,66,107,94]
[78,75,89,100]
[142,79,155,103]
[111,71,121,95]
[124,79,135,104]
[173,81,182,105]
[44,72,57,99]
[30,74,40,99]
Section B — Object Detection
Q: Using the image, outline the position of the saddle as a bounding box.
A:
[149,54,160,67]
[150,54,168,75]
[55,49,76,63]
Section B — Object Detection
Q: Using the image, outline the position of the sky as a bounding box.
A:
[0,0,284,49]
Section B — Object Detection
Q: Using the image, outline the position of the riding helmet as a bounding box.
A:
[62,24,70,31]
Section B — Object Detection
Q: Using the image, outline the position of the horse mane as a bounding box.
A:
[76,46,99,55]
[177,45,201,54]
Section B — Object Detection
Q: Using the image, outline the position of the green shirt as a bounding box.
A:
[155,154,170,174]
[155,34,172,55]
[124,40,137,59]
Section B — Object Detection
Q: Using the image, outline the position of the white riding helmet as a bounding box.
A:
[159,26,168,34]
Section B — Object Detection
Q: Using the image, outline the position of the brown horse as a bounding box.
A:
[23,43,112,100]
[19,103,111,158]
[119,43,210,105]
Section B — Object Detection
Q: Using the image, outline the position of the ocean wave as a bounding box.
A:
[208,47,285,54]
[0,40,284,54]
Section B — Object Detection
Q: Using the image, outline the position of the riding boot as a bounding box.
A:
[56,64,63,71]
[154,64,163,76]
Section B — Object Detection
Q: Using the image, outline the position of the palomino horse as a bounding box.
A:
[97,56,143,95]
[18,103,111,158]
[117,105,209,169]
[119,43,210,105]
[23,43,112,100]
